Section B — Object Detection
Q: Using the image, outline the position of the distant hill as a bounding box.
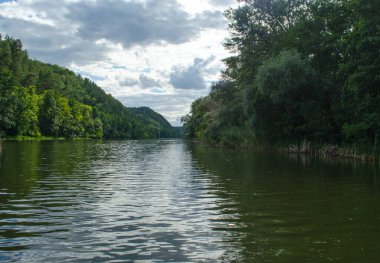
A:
[0,35,179,139]
[129,107,181,138]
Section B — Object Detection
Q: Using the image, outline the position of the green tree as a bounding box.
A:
[16,86,40,136]
[252,51,329,142]
[0,37,12,69]
[39,90,62,136]
[339,0,380,152]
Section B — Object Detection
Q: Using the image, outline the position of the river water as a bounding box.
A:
[0,140,380,262]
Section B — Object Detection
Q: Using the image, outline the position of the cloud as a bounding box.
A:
[170,65,205,90]
[0,17,110,66]
[119,77,139,87]
[195,10,225,28]
[0,0,226,66]
[169,56,215,90]
[67,0,225,48]
[118,74,162,89]
[209,0,236,6]
[139,74,161,88]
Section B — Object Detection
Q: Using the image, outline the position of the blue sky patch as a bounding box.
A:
[0,0,15,4]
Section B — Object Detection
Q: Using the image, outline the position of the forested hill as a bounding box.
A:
[129,107,182,138]
[0,35,180,139]
[183,0,380,154]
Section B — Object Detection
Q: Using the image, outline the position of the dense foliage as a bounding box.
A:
[183,0,380,153]
[0,35,179,139]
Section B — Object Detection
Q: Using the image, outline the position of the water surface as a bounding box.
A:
[0,140,380,262]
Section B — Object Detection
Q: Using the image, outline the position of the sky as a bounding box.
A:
[0,0,237,126]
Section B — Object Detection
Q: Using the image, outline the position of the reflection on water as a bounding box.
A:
[0,140,225,262]
[189,143,380,262]
[0,140,380,262]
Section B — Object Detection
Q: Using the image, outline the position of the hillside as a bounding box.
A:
[129,107,181,138]
[0,35,179,139]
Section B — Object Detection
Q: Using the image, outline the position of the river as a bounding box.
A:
[1,140,380,262]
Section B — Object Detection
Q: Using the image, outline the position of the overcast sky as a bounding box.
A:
[0,0,237,126]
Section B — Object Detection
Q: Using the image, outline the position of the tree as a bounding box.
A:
[252,51,328,142]
[16,86,40,136]
[339,0,380,152]
[39,90,61,136]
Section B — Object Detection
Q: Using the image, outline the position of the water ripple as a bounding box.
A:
[0,140,228,262]
[1,140,380,262]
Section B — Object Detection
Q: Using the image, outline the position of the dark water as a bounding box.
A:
[0,140,380,262]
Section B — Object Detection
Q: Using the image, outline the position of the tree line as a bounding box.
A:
[0,35,180,139]
[182,0,379,154]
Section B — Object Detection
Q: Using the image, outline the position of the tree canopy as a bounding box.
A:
[183,0,380,154]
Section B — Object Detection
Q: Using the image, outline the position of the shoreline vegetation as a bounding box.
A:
[0,136,181,141]
[191,139,380,163]
[2,136,65,141]
[182,0,380,161]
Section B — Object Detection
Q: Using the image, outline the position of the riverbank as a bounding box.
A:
[190,139,380,163]
[285,141,379,162]
[3,136,74,141]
